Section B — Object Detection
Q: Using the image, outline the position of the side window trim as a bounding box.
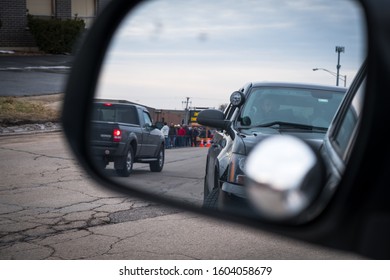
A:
[329,68,366,162]
[142,111,153,127]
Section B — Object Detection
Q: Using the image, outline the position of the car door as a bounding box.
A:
[139,110,160,157]
[204,103,238,196]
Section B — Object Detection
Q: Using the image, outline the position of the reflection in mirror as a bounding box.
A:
[91,0,366,215]
[245,135,323,222]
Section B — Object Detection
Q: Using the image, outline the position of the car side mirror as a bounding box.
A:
[197,109,230,130]
[245,135,325,224]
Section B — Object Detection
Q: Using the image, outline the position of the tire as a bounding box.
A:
[203,176,209,201]
[115,146,134,177]
[203,165,219,201]
[202,187,219,209]
[149,146,164,172]
[222,191,254,216]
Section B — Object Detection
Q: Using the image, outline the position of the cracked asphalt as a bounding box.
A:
[0,131,364,260]
[0,132,183,259]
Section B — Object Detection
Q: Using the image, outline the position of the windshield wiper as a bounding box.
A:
[254,121,327,131]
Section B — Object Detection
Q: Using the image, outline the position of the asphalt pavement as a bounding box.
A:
[0,132,363,260]
[0,53,72,96]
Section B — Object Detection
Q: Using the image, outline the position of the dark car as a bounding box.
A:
[243,59,370,252]
[244,61,367,225]
[197,82,346,212]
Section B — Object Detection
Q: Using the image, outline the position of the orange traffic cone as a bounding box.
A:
[206,138,211,147]
[199,139,204,147]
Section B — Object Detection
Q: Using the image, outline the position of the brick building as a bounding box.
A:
[0,0,111,51]
[154,109,187,127]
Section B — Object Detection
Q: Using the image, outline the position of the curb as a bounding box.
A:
[0,122,62,137]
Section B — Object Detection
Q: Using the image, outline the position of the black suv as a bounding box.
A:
[197,82,347,211]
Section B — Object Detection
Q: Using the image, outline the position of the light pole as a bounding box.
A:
[313,67,347,87]
[335,46,345,86]
[182,97,192,125]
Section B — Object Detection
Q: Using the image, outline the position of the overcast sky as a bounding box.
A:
[96,0,366,110]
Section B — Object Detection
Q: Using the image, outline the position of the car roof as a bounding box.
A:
[247,81,347,93]
[93,99,147,110]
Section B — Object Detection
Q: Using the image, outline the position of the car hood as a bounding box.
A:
[236,127,325,155]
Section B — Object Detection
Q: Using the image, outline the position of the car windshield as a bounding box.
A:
[239,86,346,129]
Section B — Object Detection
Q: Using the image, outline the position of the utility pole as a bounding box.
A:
[182,97,192,125]
[335,46,345,86]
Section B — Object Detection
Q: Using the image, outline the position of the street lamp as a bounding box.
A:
[335,46,345,86]
[313,67,347,87]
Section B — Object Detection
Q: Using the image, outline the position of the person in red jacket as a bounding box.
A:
[177,125,186,147]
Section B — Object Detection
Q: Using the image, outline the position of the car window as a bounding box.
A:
[239,86,345,128]
[333,79,365,161]
[92,105,116,122]
[143,111,153,126]
[92,104,139,124]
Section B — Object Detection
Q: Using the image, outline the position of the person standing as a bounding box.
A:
[168,123,176,148]
[191,126,199,147]
[184,125,191,146]
[177,125,186,147]
[161,122,170,149]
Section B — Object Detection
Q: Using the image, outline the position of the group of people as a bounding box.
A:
[160,122,208,149]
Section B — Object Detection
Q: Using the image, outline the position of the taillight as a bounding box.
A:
[113,129,122,142]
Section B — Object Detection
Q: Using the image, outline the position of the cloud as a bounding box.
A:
[97,0,366,110]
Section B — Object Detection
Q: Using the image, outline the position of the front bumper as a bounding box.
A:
[221,181,247,199]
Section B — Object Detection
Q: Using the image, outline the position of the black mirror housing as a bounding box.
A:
[61,0,390,260]
[197,109,230,130]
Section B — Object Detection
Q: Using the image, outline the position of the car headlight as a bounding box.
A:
[227,153,246,185]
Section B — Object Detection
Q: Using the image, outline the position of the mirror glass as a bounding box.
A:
[91,0,366,212]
